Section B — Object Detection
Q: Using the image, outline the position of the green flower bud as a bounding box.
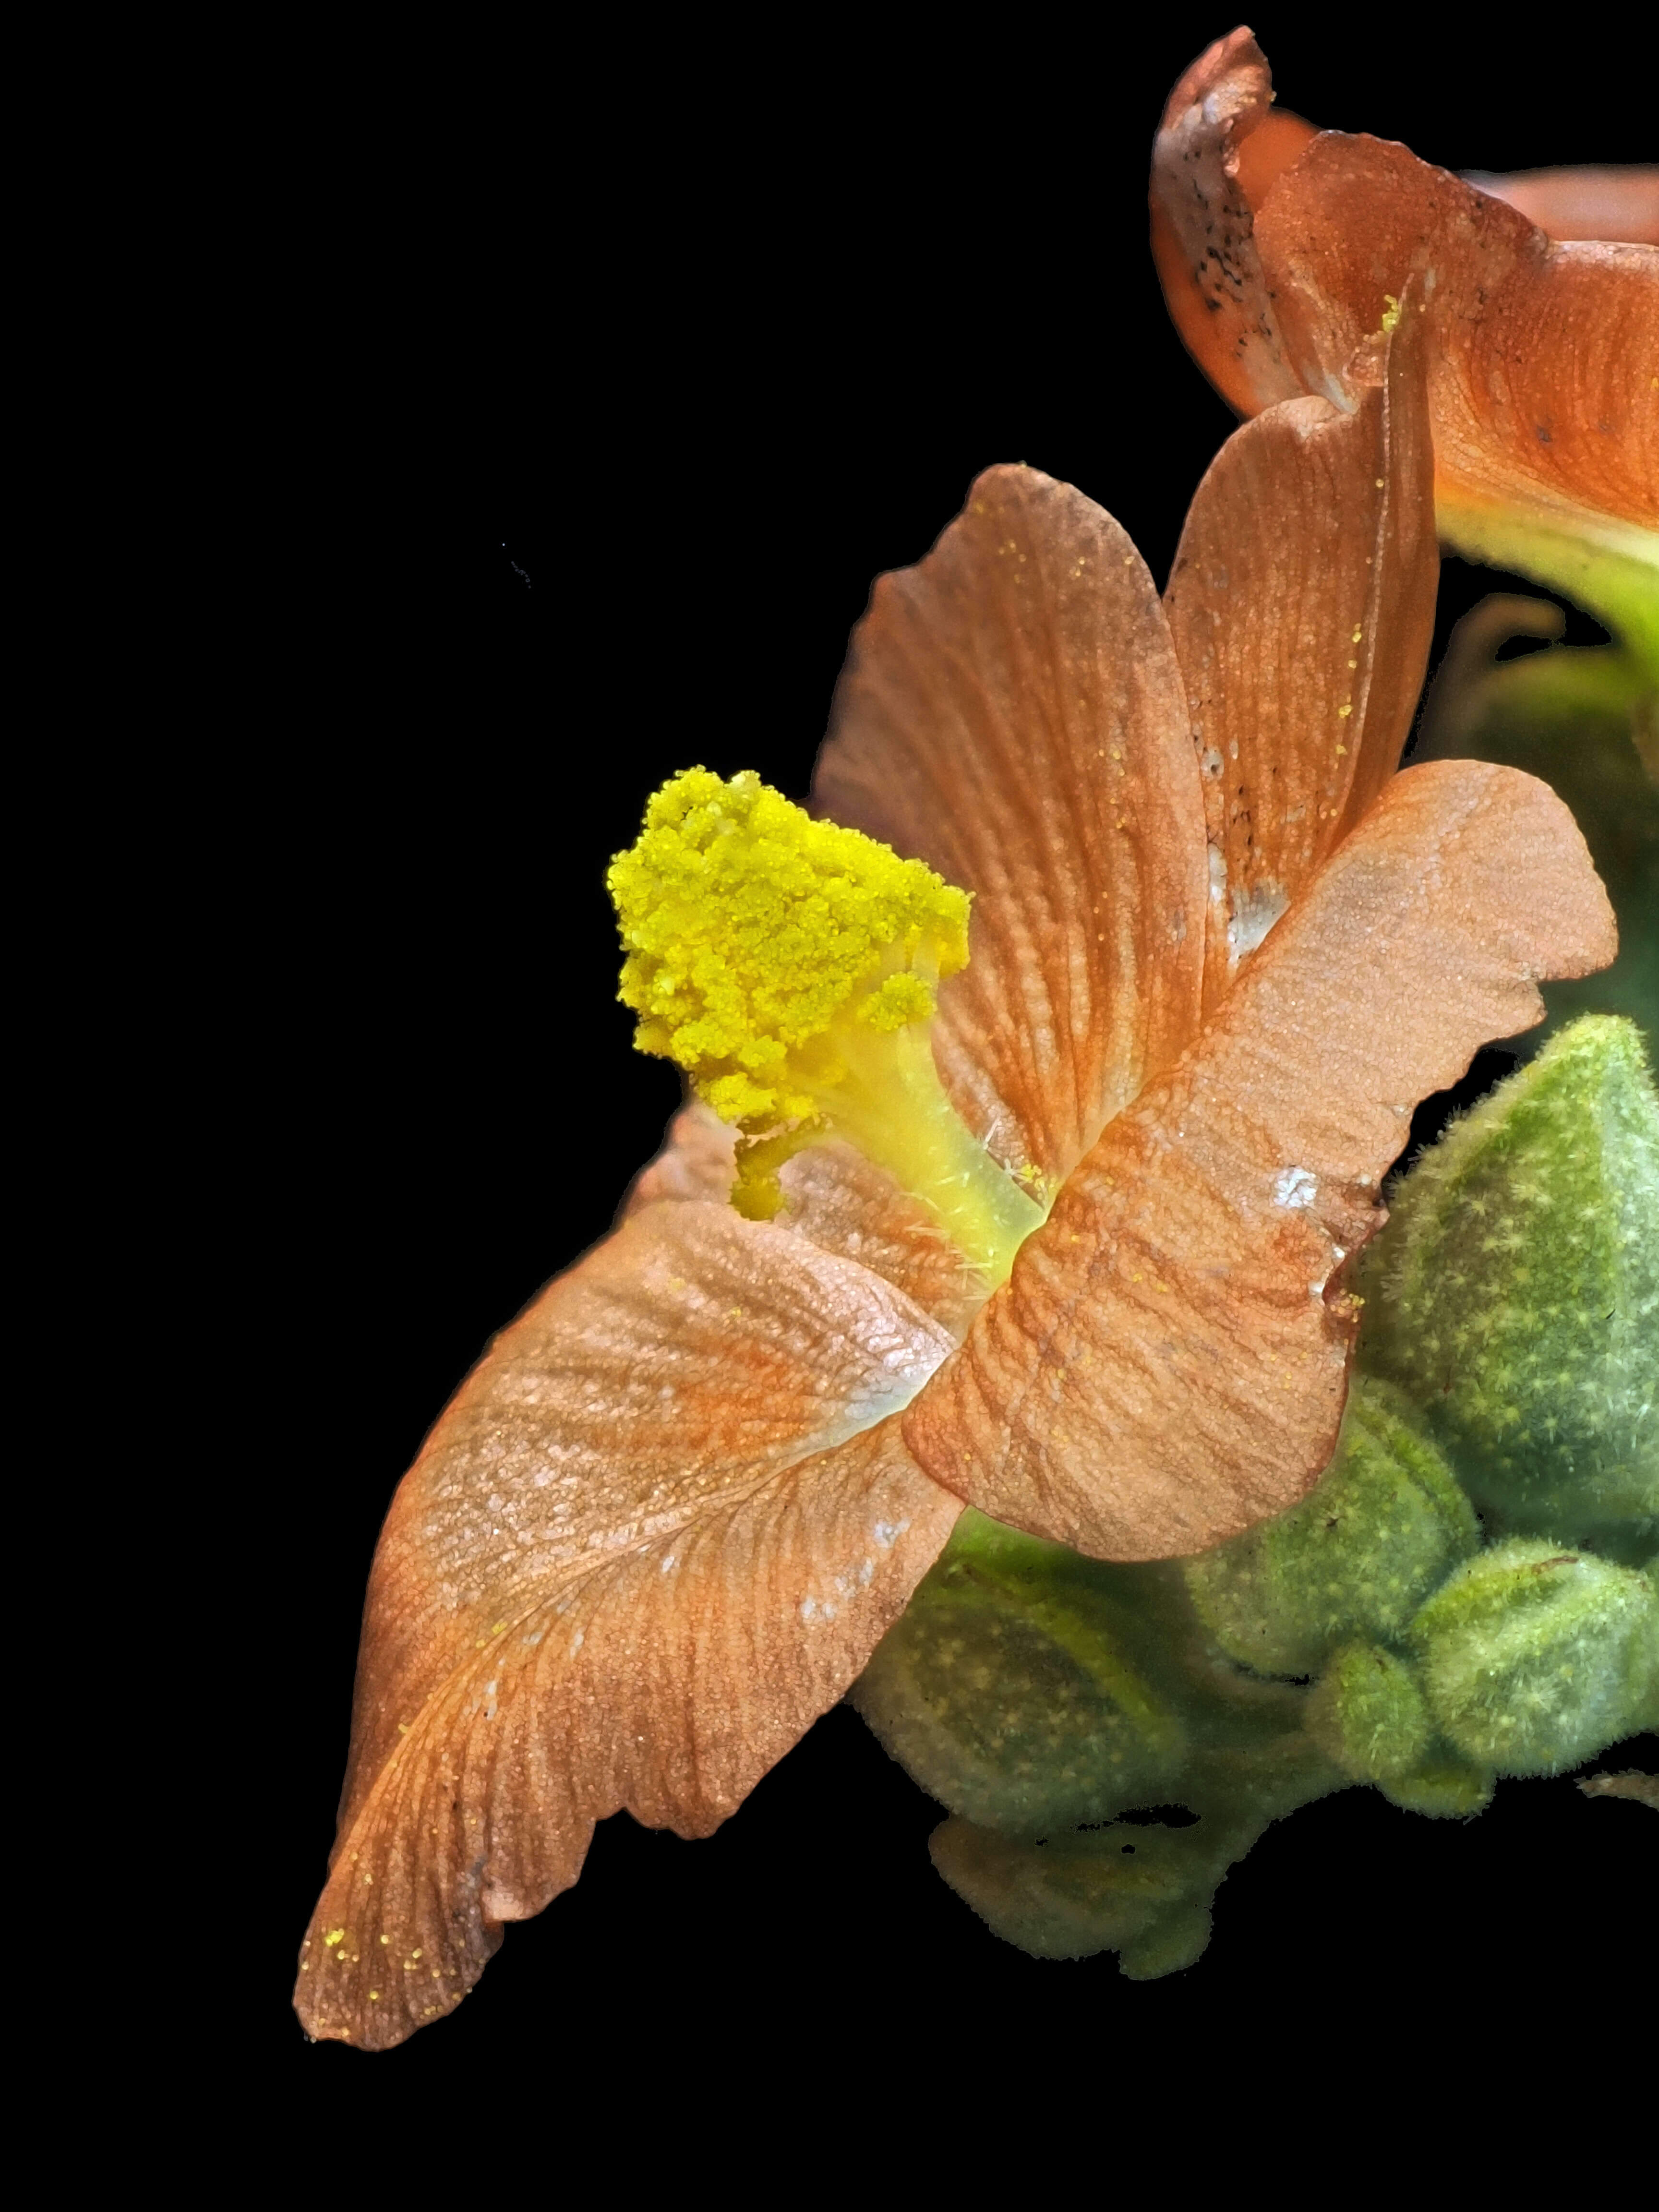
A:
[1361,1017,1659,1553]
[1183,1378,1478,1677]
[1306,1642,1432,1783]
[1411,1539,1658,1775]
[851,1511,1188,1836]
[857,1527,1353,1970]
[926,1688,1343,1976]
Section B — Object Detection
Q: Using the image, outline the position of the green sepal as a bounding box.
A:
[1182,1377,1478,1677]
[1360,1017,1659,1555]
[1410,1539,1659,1776]
[1380,1758,1496,1820]
[927,1819,1216,1977]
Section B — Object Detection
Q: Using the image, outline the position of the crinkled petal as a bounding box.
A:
[815,463,1207,1190]
[296,1200,960,2048]
[1165,296,1437,1011]
[902,761,1616,1561]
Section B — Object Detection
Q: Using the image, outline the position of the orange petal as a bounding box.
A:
[1471,167,1659,247]
[777,1142,987,1337]
[1152,40,1659,539]
[903,761,1616,1561]
[296,1200,960,2048]
[621,1099,737,1213]
[1234,108,1318,215]
[1148,26,1310,418]
[1254,133,1659,535]
[816,464,1207,1190]
[1165,295,1438,1012]
[625,1103,984,1332]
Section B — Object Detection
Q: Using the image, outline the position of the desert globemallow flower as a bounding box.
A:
[1150,27,1659,677]
[296,318,1614,2047]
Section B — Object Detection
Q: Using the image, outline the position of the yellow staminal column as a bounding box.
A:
[608,768,1045,1286]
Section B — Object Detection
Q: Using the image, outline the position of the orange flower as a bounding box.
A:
[295,329,1613,2047]
[1150,28,1659,675]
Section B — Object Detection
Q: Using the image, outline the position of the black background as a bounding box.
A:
[238,10,1653,2115]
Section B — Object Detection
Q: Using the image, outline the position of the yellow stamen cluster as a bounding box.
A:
[609,767,969,1124]
[608,768,1043,1281]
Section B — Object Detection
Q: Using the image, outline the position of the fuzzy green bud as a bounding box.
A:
[1183,1378,1478,1677]
[1305,1642,1433,1783]
[1361,1018,1659,1554]
[851,1512,1187,1837]
[1411,1539,1658,1775]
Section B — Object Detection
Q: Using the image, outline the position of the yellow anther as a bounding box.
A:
[609,768,1043,1280]
[609,768,967,1124]
[1380,293,1402,333]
